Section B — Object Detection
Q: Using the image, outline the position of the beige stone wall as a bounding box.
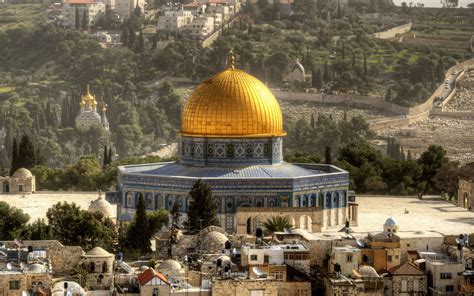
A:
[392,275,426,296]
[373,23,412,40]
[458,179,473,211]
[140,284,171,296]
[211,278,311,296]
[0,176,35,193]
[0,273,51,296]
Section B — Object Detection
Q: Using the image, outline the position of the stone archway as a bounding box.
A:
[2,180,9,193]
[299,215,312,231]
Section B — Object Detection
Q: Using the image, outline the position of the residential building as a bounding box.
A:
[61,0,106,29]
[0,263,52,296]
[115,0,144,20]
[138,268,172,296]
[324,265,384,296]
[157,9,194,33]
[186,16,215,39]
[420,252,464,295]
[386,262,427,296]
[328,245,361,277]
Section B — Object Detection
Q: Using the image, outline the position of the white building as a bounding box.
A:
[420,252,465,295]
[61,0,106,29]
[157,9,194,33]
[115,0,145,20]
[241,243,310,275]
[186,15,215,39]
[328,245,361,277]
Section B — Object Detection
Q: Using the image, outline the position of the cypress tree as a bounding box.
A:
[120,27,129,46]
[323,61,331,83]
[187,180,219,233]
[407,149,413,161]
[400,146,406,162]
[352,52,356,68]
[82,10,88,31]
[336,1,343,18]
[312,68,322,89]
[10,138,19,176]
[343,110,347,121]
[128,27,136,49]
[325,145,332,164]
[310,114,316,129]
[341,42,345,60]
[133,194,151,252]
[363,53,367,78]
[103,145,108,168]
[136,31,145,53]
[75,7,80,30]
[108,147,113,164]
[436,58,445,82]
[18,134,36,169]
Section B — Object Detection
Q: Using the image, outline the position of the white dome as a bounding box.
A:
[359,265,379,278]
[157,259,184,273]
[12,168,33,179]
[198,231,228,253]
[384,216,397,226]
[27,263,46,273]
[88,195,115,219]
[85,247,113,258]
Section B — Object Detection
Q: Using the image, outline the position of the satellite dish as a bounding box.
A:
[355,239,366,248]
[7,262,12,270]
[14,238,23,248]
[22,291,27,296]
[253,266,265,277]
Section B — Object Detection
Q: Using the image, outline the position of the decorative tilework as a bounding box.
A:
[254,143,264,158]
[194,143,204,158]
[215,144,225,158]
[207,144,215,157]
[235,144,245,158]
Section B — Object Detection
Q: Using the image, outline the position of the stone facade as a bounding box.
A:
[458,178,473,211]
[0,168,35,193]
[81,247,115,290]
[0,271,52,296]
[211,278,311,296]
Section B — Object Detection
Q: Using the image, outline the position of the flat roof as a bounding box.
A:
[354,196,474,235]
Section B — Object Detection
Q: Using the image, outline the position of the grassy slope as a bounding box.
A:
[0,4,54,31]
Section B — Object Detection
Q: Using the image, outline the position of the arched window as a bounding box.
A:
[326,192,332,208]
[126,192,133,208]
[90,262,96,273]
[102,262,108,273]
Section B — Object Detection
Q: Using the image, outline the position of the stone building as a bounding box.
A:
[458,178,473,211]
[117,52,355,234]
[385,262,426,296]
[324,265,384,296]
[81,247,114,290]
[211,276,311,296]
[137,268,172,296]
[115,0,145,20]
[155,259,186,285]
[420,252,464,295]
[0,263,52,296]
[61,0,106,29]
[328,245,361,277]
[0,168,35,193]
[361,217,402,273]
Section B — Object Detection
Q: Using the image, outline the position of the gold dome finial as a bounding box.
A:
[101,102,107,112]
[228,49,235,69]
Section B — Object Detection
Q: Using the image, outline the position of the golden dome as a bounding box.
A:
[181,65,286,138]
[82,85,98,106]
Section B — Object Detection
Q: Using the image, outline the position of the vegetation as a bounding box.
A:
[0,201,30,240]
[262,216,294,234]
[121,194,169,253]
[187,180,219,233]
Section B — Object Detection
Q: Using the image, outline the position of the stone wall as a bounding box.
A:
[373,22,412,39]
[0,273,52,296]
[211,278,311,296]
[392,275,426,296]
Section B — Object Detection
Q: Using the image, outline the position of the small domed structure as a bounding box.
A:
[156,259,185,283]
[358,265,379,278]
[26,263,47,273]
[12,168,33,179]
[198,231,228,254]
[85,247,114,258]
[384,216,399,233]
[88,195,116,220]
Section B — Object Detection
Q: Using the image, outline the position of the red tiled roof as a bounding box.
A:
[389,262,424,276]
[138,268,171,286]
[64,0,96,4]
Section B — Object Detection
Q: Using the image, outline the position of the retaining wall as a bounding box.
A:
[373,22,412,39]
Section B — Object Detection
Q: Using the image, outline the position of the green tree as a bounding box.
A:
[262,216,294,234]
[26,219,51,240]
[136,31,145,53]
[75,7,80,30]
[125,195,169,253]
[128,27,136,49]
[18,134,36,170]
[168,201,181,258]
[325,145,332,164]
[187,180,219,233]
[418,145,449,193]
[323,61,331,83]
[82,10,88,31]
[312,68,322,89]
[0,201,30,240]
[10,138,19,176]
[120,27,129,45]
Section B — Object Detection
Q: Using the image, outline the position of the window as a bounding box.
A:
[401,280,407,292]
[347,255,353,262]
[441,272,452,279]
[250,255,258,261]
[445,285,454,292]
[18,185,23,192]
[387,255,392,262]
[250,290,264,296]
[270,271,284,280]
[413,280,419,291]
[9,281,20,290]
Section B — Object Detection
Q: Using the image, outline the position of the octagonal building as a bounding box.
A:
[117,54,357,234]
